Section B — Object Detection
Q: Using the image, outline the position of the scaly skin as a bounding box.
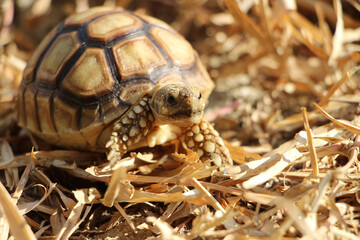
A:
[183,120,233,166]
[106,97,232,166]
[106,97,154,161]
[106,83,233,165]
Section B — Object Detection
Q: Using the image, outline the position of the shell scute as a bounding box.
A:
[151,27,195,67]
[61,48,116,98]
[80,105,101,130]
[87,12,142,41]
[101,98,129,124]
[138,14,173,31]
[24,86,39,132]
[17,85,26,127]
[23,28,57,83]
[37,31,81,84]
[118,81,153,105]
[36,89,56,133]
[112,35,167,78]
[53,97,79,132]
[64,7,117,27]
[80,122,106,149]
[156,72,183,85]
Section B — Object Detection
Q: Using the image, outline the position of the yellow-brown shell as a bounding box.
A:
[17,7,214,151]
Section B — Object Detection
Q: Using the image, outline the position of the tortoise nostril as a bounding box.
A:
[198,92,202,99]
[167,95,177,106]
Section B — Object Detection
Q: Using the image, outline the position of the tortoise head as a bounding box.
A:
[149,83,205,127]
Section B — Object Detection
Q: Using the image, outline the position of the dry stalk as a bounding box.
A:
[301,107,319,178]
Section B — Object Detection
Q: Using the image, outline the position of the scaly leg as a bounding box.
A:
[182,120,233,166]
[106,96,154,161]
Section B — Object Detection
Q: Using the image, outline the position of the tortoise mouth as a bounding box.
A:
[171,109,192,118]
[155,109,203,127]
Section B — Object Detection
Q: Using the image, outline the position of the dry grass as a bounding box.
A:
[0,0,360,239]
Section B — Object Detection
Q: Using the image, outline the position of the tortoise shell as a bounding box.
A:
[17,7,214,151]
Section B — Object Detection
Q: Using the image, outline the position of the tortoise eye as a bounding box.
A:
[167,95,177,106]
[198,92,202,99]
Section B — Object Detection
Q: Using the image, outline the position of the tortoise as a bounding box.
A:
[17,7,232,165]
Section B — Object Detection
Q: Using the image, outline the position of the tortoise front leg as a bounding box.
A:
[106,96,154,161]
[182,120,233,166]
